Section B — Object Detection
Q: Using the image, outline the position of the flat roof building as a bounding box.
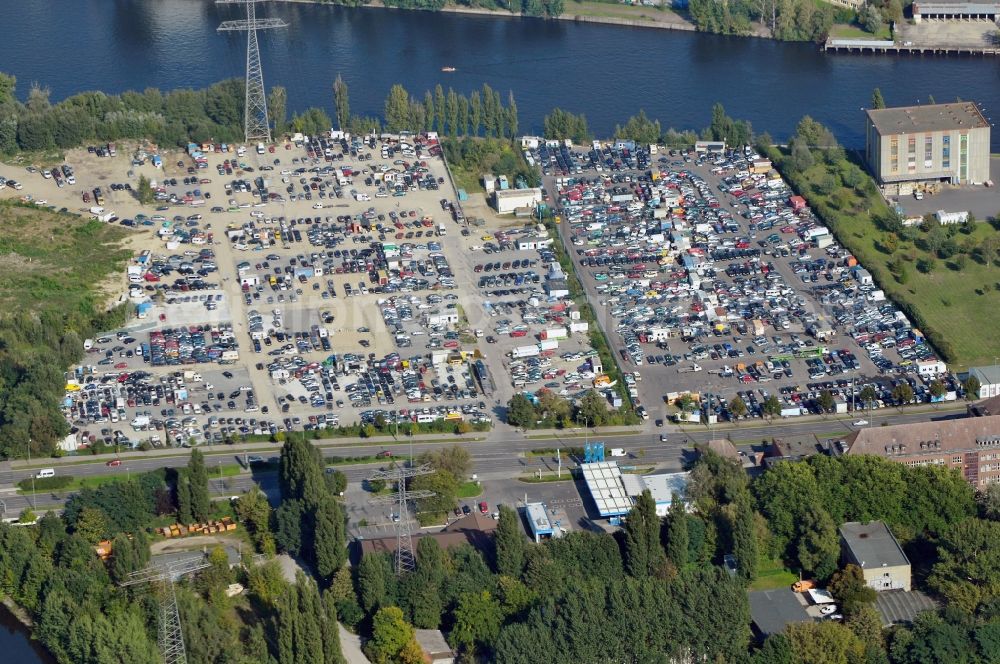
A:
[494,187,542,215]
[525,502,554,542]
[912,0,1000,20]
[839,521,911,592]
[865,102,990,194]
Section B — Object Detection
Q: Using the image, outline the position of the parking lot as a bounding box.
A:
[538,141,956,423]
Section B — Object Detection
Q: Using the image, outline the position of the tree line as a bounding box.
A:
[334,78,521,139]
[688,0,839,43]
[312,0,563,17]
[0,72,333,154]
[542,102,752,150]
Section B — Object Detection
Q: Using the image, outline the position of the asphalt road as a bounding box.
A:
[0,402,965,517]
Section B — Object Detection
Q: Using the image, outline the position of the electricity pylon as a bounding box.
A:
[217,0,287,142]
[120,555,212,664]
[369,462,435,574]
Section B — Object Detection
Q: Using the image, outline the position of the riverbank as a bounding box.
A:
[0,598,55,664]
[277,0,700,33]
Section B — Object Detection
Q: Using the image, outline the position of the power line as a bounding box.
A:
[368,462,435,574]
[217,0,287,142]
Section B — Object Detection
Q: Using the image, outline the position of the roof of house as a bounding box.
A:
[874,589,938,626]
[969,395,1000,417]
[839,521,910,569]
[698,438,741,461]
[844,415,1000,457]
[494,187,542,200]
[414,629,454,659]
[749,589,813,637]
[358,512,496,558]
[971,364,1000,386]
[866,102,989,136]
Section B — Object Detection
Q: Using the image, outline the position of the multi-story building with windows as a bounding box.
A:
[865,102,990,195]
[844,415,1000,488]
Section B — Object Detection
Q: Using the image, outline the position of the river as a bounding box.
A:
[0,604,55,664]
[5,0,1000,148]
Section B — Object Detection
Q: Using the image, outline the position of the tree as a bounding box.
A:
[929,380,947,402]
[176,474,193,524]
[982,482,1000,520]
[892,382,915,407]
[964,375,982,400]
[506,393,536,428]
[333,75,350,130]
[74,506,108,544]
[817,390,836,414]
[313,494,346,583]
[358,552,395,614]
[623,490,666,577]
[762,395,782,419]
[729,395,748,421]
[449,590,504,653]
[577,389,609,427]
[268,85,287,135]
[786,621,865,664]
[731,493,759,583]
[928,518,1000,612]
[136,174,154,205]
[187,448,210,522]
[789,139,815,172]
[859,385,878,410]
[846,604,885,650]
[434,84,446,134]
[506,90,519,138]
[495,504,525,577]
[797,505,841,580]
[665,493,689,568]
[871,88,886,110]
[829,564,877,615]
[273,499,304,555]
[384,84,412,133]
[419,446,471,479]
[410,469,459,521]
[366,606,415,664]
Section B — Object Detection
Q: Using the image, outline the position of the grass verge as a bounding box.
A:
[750,557,800,591]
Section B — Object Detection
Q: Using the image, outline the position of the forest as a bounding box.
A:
[6,437,1000,663]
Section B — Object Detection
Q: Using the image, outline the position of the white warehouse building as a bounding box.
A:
[494,188,542,215]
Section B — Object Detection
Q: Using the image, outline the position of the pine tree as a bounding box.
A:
[187,448,210,522]
[177,474,193,524]
[507,91,519,138]
[623,490,665,577]
[434,84,446,134]
[314,494,346,583]
[109,532,138,583]
[731,493,759,583]
[446,88,459,137]
[321,588,348,664]
[470,91,482,136]
[423,91,434,133]
[871,87,885,110]
[296,576,324,663]
[495,504,525,577]
[333,75,350,130]
[665,494,689,568]
[458,95,470,136]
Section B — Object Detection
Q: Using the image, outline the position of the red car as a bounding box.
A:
[478,501,488,515]
[114,362,127,369]
[106,459,122,468]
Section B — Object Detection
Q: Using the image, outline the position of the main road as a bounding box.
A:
[0,403,965,516]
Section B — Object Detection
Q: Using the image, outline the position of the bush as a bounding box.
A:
[18,475,72,492]
[336,597,364,629]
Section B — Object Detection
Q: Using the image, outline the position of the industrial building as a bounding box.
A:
[494,187,543,214]
[864,102,991,194]
[912,0,1000,21]
[839,521,912,592]
[580,462,690,518]
[843,415,1000,487]
[525,502,554,542]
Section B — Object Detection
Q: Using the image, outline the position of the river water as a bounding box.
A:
[5,0,1000,148]
[0,604,55,664]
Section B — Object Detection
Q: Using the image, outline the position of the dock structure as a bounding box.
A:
[823,38,1000,55]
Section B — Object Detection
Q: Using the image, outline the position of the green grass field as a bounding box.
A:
[771,147,1000,370]
[750,557,799,591]
[457,480,483,498]
[829,22,892,41]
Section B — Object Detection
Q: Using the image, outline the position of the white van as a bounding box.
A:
[36,468,55,479]
[609,448,626,458]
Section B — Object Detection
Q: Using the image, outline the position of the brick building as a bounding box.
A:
[843,415,1000,488]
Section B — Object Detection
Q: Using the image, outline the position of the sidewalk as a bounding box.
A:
[5,431,490,470]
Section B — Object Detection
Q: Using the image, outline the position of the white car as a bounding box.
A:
[853,419,869,427]
[820,604,838,615]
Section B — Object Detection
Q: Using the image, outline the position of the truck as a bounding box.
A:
[511,345,540,359]
[540,327,568,341]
